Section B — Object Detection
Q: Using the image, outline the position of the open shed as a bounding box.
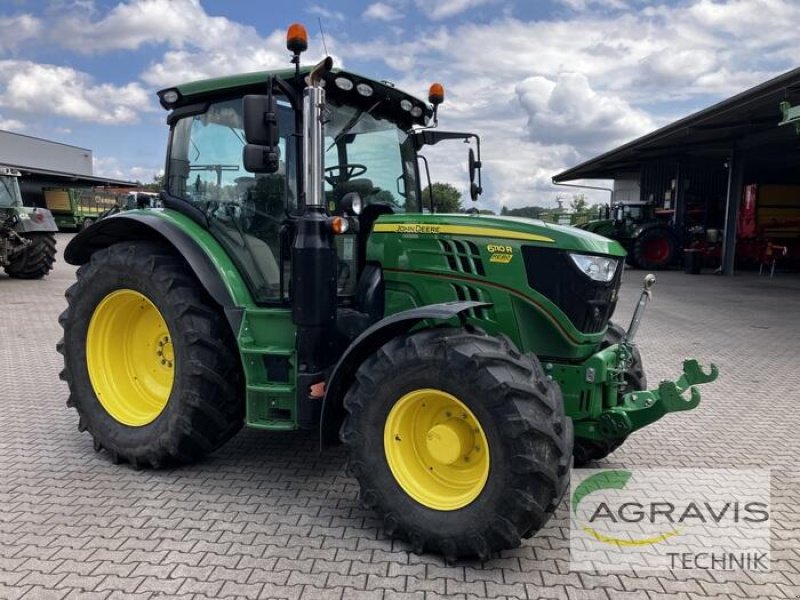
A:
[553,67,800,275]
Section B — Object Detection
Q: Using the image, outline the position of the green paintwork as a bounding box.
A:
[122,209,299,430]
[135,209,256,306]
[46,189,105,230]
[578,218,616,239]
[368,212,625,361]
[366,211,716,440]
[779,100,800,134]
[586,358,719,440]
[3,206,59,234]
[96,65,713,442]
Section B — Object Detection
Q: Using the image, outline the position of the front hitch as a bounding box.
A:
[596,274,719,439]
[599,360,719,438]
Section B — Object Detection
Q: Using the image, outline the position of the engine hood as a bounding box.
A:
[373,213,626,256]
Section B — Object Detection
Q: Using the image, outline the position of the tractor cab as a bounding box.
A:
[0,167,23,209]
[157,55,474,307]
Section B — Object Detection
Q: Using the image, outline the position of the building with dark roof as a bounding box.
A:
[553,67,800,275]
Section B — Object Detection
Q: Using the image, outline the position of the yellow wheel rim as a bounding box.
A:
[86,289,174,427]
[384,388,490,511]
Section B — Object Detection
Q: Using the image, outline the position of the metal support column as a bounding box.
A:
[721,149,744,276]
[673,160,685,229]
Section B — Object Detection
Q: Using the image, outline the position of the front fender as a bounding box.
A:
[319,300,490,447]
[13,207,58,233]
[64,210,255,315]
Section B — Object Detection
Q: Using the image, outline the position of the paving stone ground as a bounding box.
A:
[1,232,798,600]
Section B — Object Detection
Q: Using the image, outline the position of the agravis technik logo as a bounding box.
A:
[569,469,771,571]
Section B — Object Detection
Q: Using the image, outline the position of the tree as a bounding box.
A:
[501,205,546,219]
[141,174,165,192]
[422,182,462,213]
[569,193,588,213]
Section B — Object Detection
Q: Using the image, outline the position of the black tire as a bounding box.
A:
[57,241,244,468]
[340,327,572,560]
[4,232,56,279]
[573,322,647,466]
[631,227,677,270]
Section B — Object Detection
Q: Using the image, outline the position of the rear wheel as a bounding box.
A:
[341,327,572,559]
[632,227,676,270]
[4,232,56,279]
[57,241,244,468]
[573,322,647,466]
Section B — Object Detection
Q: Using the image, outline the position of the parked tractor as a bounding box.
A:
[578,201,679,269]
[0,166,57,279]
[58,24,718,559]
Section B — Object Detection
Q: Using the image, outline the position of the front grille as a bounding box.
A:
[522,246,621,334]
[439,239,485,276]
[450,283,491,320]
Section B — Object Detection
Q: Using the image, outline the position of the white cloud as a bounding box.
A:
[307,5,345,21]
[49,0,336,88]
[516,73,655,154]
[364,3,403,21]
[15,0,800,211]
[55,0,210,53]
[346,1,800,208]
[557,0,629,10]
[0,60,152,124]
[415,0,495,20]
[0,114,24,131]
[0,13,42,52]
[94,155,163,183]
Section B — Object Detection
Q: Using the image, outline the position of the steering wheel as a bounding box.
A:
[324,163,368,186]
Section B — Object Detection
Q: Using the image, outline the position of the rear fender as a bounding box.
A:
[64,211,254,331]
[319,300,490,447]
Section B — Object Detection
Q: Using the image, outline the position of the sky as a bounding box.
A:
[1,0,798,212]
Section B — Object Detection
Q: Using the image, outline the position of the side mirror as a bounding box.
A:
[243,94,278,145]
[468,148,482,201]
[243,144,280,174]
[243,87,280,174]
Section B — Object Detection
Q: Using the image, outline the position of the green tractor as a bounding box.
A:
[1,166,58,279]
[58,24,717,559]
[578,201,679,270]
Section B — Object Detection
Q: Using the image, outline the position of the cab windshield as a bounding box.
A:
[165,93,419,304]
[0,176,22,208]
[323,99,420,213]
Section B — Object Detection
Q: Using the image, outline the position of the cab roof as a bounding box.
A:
[158,66,433,129]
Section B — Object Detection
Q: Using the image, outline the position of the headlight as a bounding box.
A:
[568,253,618,282]
[334,77,353,91]
[356,83,373,97]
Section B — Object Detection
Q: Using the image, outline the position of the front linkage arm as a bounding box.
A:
[599,274,719,439]
[599,359,719,439]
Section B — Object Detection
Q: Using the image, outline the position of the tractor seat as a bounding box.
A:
[332,178,374,202]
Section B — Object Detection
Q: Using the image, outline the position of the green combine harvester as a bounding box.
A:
[0,166,58,279]
[59,24,718,559]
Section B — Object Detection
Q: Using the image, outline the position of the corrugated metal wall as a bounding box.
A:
[0,130,93,176]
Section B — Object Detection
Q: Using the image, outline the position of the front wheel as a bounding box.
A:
[340,328,572,559]
[57,241,244,468]
[4,232,56,279]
